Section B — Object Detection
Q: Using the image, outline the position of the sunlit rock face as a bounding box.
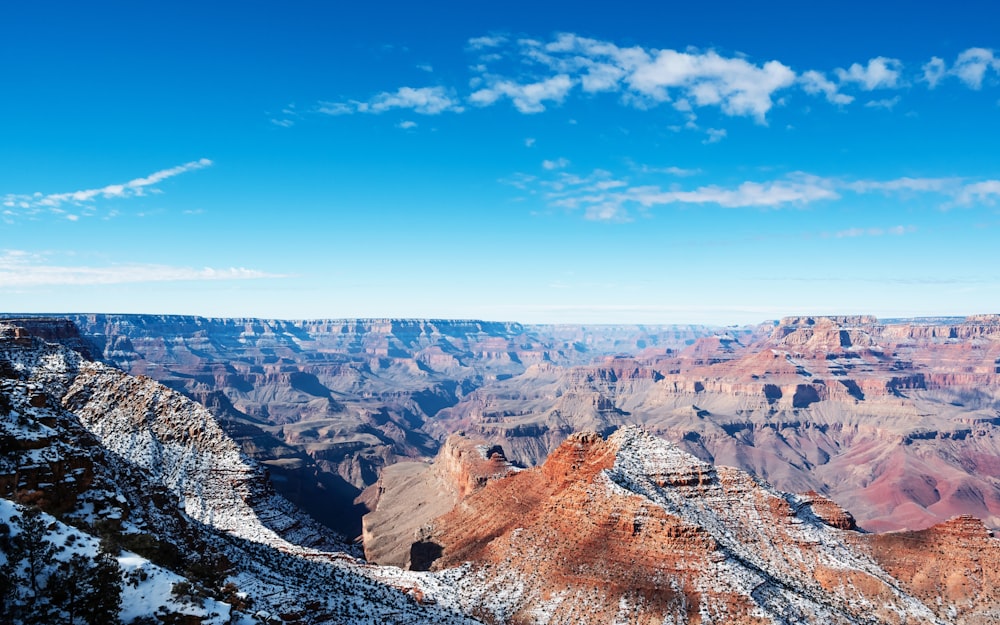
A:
[414,427,989,625]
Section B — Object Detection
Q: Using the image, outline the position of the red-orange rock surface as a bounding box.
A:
[431,315,1000,533]
[867,515,1000,624]
[361,433,516,567]
[416,427,959,624]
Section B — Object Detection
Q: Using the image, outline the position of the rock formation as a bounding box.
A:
[361,434,516,567]
[6,317,1000,624]
[413,427,988,624]
[431,315,1000,531]
[45,314,721,536]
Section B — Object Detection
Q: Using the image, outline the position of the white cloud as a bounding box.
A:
[397,120,417,129]
[800,70,854,104]
[466,33,797,122]
[639,165,702,177]
[956,180,1000,205]
[310,36,1000,130]
[921,48,1000,90]
[637,177,839,208]
[628,49,796,122]
[703,128,727,144]
[417,63,434,73]
[468,35,508,50]
[831,225,916,238]
[319,86,463,116]
[541,170,842,220]
[524,137,536,147]
[835,57,904,90]
[469,74,574,113]
[0,250,286,287]
[270,118,294,127]
[952,48,999,89]
[2,159,213,218]
[847,177,960,193]
[528,168,1000,221]
[922,57,947,88]
[864,96,902,110]
[542,157,570,170]
[316,101,356,115]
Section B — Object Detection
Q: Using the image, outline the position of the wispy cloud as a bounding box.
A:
[542,157,570,170]
[924,48,1000,89]
[827,225,917,238]
[703,128,727,144]
[955,180,1000,205]
[2,159,213,221]
[834,57,904,90]
[637,165,703,177]
[0,250,286,287]
[800,70,854,105]
[516,165,1000,221]
[864,96,902,110]
[269,104,300,127]
[469,74,574,113]
[318,86,464,115]
[467,35,508,50]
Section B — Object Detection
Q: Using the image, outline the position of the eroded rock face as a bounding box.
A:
[361,434,516,567]
[35,314,718,537]
[0,320,493,624]
[867,515,1000,624]
[13,313,1000,535]
[431,315,1000,532]
[416,427,969,624]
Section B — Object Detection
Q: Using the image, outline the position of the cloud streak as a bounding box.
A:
[0,250,286,287]
[2,159,213,220]
[318,86,463,115]
[522,166,1000,221]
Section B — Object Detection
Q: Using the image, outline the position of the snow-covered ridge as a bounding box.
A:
[63,361,348,553]
[2,320,485,624]
[603,426,942,624]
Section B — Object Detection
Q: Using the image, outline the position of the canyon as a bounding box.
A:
[36,312,1000,534]
[3,316,1000,624]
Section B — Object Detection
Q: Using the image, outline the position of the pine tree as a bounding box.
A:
[49,551,122,625]
[8,508,60,624]
[2,508,123,625]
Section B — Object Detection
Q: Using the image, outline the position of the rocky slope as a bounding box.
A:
[42,314,721,536]
[5,318,1000,624]
[361,434,517,568]
[412,427,992,624]
[431,315,1000,531]
[0,319,485,624]
[9,312,1000,534]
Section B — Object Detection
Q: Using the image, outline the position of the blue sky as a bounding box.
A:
[2,1,999,324]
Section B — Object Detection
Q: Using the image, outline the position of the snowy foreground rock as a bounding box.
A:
[3,318,1000,624]
[1,321,479,624]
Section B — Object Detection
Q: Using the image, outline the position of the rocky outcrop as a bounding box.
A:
[430,315,1000,532]
[0,319,492,624]
[417,427,957,624]
[868,515,1000,624]
[361,434,516,567]
[38,313,719,538]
